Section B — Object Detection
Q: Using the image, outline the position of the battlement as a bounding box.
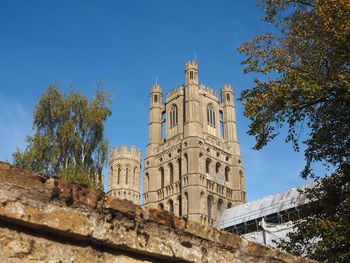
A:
[185,60,198,70]
[221,84,233,93]
[206,87,213,94]
[198,85,219,98]
[165,85,185,99]
[150,84,162,94]
[111,145,142,158]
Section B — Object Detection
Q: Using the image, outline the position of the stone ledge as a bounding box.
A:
[0,162,44,189]
[0,161,317,262]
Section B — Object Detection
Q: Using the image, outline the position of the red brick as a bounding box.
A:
[148,208,183,229]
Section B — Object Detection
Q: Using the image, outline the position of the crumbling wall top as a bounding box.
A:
[0,161,316,263]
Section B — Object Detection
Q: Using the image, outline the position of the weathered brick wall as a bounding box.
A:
[0,162,315,263]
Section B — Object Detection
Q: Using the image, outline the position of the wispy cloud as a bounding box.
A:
[0,93,33,162]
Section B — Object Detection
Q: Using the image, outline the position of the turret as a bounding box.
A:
[147,85,164,156]
[184,60,201,137]
[108,145,142,205]
[185,60,198,85]
[220,84,240,154]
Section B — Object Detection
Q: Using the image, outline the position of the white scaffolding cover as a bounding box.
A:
[215,181,316,230]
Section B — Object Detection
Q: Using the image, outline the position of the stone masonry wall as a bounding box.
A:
[0,162,315,263]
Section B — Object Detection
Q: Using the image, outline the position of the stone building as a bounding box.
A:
[107,145,142,205]
[142,61,246,225]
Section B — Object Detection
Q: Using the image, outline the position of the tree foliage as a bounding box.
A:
[13,85,112,189]
[237,0,350,261]
[278,171,350,261]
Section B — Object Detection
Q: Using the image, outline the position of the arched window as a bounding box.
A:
[170,104,178,127]
[158,203,164,210]
[216,163,223,183]
[216,162,221,174]
[227,202,232,209]
[133,167,137,186]
[125,168,129,184]
[184,153,188,173]
[218,199,223,214]
[225,166,230,182]
[162,112,166,140]
[184,192,189,215]
[117,167,121,184]
[160,167,164,188]
[207,196,213,218]
[144,173,149,192]
[226,93,230,101]
[220,111,224,138]
[239,171,243,189]
[169,199,174,213]
[200,192,206,212]
[154,94,158,102]
[207,105,209,123]
[206,158,211,173]
[177,158,181,181]
[207,104,215,127]
[169,163,174,184]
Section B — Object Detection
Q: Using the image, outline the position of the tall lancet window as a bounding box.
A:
[125,167,129,184]
[170,104,178,127]
[160,167,164,188]
[169,163,174,185]
[207,104,215,127]
[207,196,213,218]
[133,167,137,186]
[117,167,121,184]
[169,199,174,213]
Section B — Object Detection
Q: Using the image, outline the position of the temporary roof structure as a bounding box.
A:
[215,181,316,230]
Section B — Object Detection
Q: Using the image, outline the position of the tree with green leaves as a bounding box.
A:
[237,0,350,261]
[13,85,112,189]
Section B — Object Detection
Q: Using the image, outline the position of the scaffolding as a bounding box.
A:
[215,181,316,235]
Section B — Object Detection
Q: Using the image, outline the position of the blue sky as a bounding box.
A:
[0,0,321,201]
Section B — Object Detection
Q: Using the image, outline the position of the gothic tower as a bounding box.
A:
[108,145,142,205]
[143,61,246,225]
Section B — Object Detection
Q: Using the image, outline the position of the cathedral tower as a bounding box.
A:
[108,145,142,205]
[143,61,246,225]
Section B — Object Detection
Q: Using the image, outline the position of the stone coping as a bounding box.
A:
[0,161,316,262]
